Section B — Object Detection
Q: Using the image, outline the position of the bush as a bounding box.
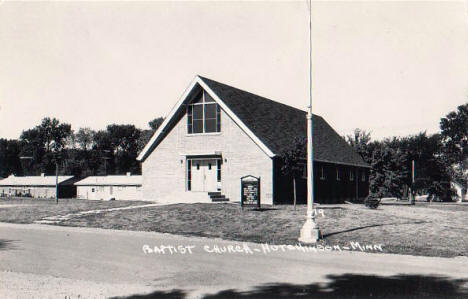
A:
[364,196,381,209]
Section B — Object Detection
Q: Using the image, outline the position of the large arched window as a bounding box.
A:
[187,91,221,134]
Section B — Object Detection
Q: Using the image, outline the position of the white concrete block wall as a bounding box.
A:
[77,186,142,201]
[0,186,56,199]
[142,108,273,204]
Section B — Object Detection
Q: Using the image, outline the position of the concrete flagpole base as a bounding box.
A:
[299,212,321,244]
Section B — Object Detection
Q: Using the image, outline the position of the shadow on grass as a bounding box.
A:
[248,208,278,212]
[0,239,18,251]
[115,274,467,299]
[322,221,428,238]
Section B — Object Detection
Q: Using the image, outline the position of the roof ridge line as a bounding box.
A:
[198,76,323,118]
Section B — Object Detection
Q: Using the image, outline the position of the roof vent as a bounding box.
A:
[126,172,131,176]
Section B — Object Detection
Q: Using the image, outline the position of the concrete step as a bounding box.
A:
[212,197,229,202]
[208,192,221,197]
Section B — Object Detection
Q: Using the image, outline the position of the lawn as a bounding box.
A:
[0,197,150,224]
[53,202,468,258]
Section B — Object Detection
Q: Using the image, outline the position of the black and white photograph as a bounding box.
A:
[0,0,467,298]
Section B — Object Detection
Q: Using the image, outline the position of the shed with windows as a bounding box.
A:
[0,174,76,199]
[74,173,142,201]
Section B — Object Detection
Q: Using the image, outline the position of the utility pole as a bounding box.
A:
[299,0,321,244]
[54,153,59,204]
[19,156,33,175]
[410,160,415,205]
[102,149,111,175]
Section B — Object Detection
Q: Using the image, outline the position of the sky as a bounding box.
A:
[1,1,467,141]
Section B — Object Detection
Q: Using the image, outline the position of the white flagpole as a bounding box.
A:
[299,0,321,244]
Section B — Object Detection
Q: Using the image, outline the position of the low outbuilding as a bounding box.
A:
[74,173,142,201]
[0,174,76,199]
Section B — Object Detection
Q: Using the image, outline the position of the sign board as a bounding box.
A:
[241,175,261,209]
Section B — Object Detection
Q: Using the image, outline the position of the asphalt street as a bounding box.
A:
[0,222,467,298]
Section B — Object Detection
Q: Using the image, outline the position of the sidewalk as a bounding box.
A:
[33,202,162,224]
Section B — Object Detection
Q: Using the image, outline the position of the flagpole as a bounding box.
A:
[299,0,321,244]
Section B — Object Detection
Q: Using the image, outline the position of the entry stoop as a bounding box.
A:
[208,192,229,202]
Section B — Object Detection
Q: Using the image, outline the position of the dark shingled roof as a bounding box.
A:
[200,76,369,167]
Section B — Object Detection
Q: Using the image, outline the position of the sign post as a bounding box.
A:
[240,175,261,210]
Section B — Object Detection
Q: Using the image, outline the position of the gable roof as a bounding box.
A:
[138,75,369,168]
[74,175,142,186]
[0,175,75,186]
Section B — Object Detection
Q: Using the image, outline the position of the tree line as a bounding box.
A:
[0,103,466,201]
[280,103,467,201]
[0,117,164,178]
[348,103,467,200]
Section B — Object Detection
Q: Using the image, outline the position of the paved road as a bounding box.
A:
[0,222,467,298]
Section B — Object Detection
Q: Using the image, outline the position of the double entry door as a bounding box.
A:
[190,159,218,192]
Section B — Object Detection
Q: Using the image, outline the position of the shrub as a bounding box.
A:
[364,196,381,209]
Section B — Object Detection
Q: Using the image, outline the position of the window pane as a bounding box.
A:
[193,120,203,133]
[187,106,193,134]
[205,119,216,133]
[204,91,215,102]
[192,92,203,104]
[193,105,203,120]
[204,104,216,119]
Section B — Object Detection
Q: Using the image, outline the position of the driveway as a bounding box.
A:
[0,222,467,298]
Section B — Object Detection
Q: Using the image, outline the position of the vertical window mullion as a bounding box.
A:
[202,91,205,133]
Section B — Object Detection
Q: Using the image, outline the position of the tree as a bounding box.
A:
[440,103,468,197]
[281,137,307,210]
[38,117,72,153]
[75,128,96,151]
[137,129,153,153]
[148,117,164,131]
[368,138,408,198]
[19,127,45,174]
[137,117,165,153]
[0,139,23,177]
[92,124,141,175]
[18,117,72,175]
[345,129,372,163]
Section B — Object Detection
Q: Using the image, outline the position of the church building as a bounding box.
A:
[137,76,370,204]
